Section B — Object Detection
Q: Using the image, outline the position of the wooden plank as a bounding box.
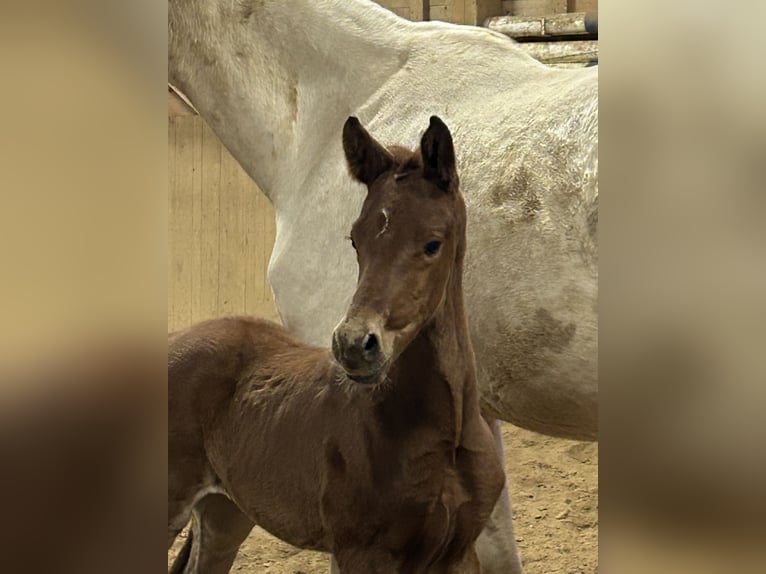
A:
[486,14,544,36]
[189,117,204,324]
[429,0,464,24]
[376,0,425,20]
[428,1,503,24]
[470,0,504,25]
[167,118,176,330]
[199,120,221,323]
[501,0,567,16]
[517,39,597,64]
[170,117,194,330]
[217,146,247,317]
[545,11,596,35]
[486,11,597,37]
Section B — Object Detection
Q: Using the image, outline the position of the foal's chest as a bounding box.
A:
[320,438,473,561]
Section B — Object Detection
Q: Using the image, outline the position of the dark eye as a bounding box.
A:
[424,240,442,257]
[346,235,357,250]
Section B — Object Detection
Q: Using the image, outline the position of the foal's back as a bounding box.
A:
[169,316,331,392]
[169,316,337,453]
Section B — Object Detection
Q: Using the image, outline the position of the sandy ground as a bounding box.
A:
[170,423,598,573]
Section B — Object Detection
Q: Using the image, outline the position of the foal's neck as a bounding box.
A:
[168,0,408,201]
[385,261,476,447]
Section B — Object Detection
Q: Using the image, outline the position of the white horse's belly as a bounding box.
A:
[461,190,598,439]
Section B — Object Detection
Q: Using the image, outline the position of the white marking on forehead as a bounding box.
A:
[376,208,390,238]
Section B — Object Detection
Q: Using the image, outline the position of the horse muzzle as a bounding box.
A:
[332,314,391,384]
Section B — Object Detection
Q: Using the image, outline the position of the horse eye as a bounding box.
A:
[424,240,442,257]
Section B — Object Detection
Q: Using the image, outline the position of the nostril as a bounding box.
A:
[363,333,378,353]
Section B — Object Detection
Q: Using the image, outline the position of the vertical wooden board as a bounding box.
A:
[237,168,252,316]
[470,0,504,24]
[454,1,467,23]
[167,118,176,330]
[198,120,221,323]
[502,0,567,16]
[430,1,465,24]
[243,172,262,315]
[376,0,424,21]
[429,3,448,22]
[217,147,247,317]
[431,1,504,25]
[567,0,597,12]
[171,116,195,330]
[190,116,204,324]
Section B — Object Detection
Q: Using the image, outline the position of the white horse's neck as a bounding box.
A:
[169,0,409,202]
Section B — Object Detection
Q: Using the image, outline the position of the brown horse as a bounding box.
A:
[168,116,504,573]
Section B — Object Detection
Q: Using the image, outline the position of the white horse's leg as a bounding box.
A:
[475,418,524,574]
[330,555,341,574]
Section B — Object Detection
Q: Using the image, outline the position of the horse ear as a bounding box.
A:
[343,117,394,186]
[420,116,457,191]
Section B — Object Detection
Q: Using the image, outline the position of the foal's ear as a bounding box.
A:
[343,117,394,186]
[420,116,457,191]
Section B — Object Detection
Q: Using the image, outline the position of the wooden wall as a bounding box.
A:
[378,0,596,23]
[377,0,503,25]
[168,116,280,332]
[501,0,596,16]
[377,0,427,20]
[429,0,502,24]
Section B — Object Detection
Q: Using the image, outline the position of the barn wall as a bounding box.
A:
[377,1,597,24]
[376,0,426,20]
[168,116,280,332]
[377,0,504,24]
[501,1,597,16]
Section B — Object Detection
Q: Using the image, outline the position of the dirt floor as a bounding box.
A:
[169,423,598,573]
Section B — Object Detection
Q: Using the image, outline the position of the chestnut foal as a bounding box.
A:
[168,117,504,573]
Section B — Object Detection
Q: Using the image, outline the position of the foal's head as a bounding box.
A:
[332,116,465,385]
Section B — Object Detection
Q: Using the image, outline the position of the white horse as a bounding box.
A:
[169,1,597,572]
